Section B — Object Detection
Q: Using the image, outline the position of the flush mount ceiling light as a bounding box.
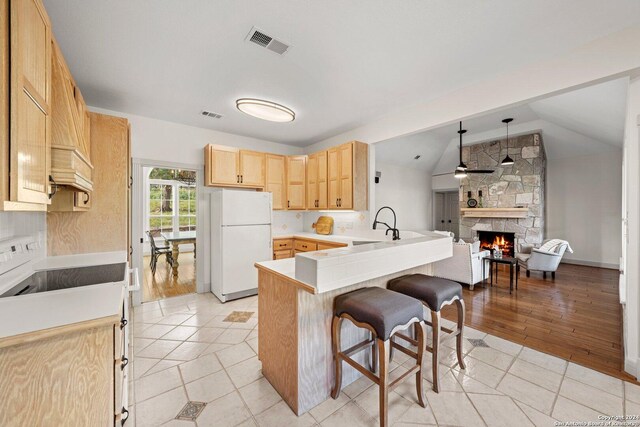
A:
[236,98,295,122]
[500,118,515,166]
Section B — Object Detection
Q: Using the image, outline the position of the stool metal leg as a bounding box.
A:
[331,316,344,399]
[431,310,441,393]
[455,299,466,370]
[377,338,391,427]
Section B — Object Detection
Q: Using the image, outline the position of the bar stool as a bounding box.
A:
[388,274,466,393]
[331,287,427,427]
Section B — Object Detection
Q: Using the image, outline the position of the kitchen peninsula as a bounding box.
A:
[254,231,452,415]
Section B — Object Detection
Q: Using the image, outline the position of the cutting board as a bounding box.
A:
[315,216,334,235]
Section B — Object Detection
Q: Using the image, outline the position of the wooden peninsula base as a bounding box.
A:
[256,261,436,415]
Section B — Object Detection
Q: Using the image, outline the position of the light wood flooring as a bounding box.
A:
[441,262,635,382]
[143,253,196,302]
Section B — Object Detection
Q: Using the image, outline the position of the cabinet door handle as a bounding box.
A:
[237,175,240,183]
[287,201,290,208]
[82,192,90,205]
[120,317,128,329]
[121,356,129,370]
[240,175,243,183]
[120,407,130,426]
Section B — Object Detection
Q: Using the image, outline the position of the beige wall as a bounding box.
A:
[374,162,432,231]
[547,150,622,268]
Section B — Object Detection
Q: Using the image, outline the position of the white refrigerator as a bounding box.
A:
[210,189,272,302]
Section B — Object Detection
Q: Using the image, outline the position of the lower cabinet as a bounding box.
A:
[273,237,347,259]
[0,303,129,426]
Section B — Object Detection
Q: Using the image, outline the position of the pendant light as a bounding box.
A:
[500,118,515,166]
[454,121,468,179]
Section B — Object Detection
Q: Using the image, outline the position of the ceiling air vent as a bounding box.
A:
[201,110,222,119]
[246,27,291,55]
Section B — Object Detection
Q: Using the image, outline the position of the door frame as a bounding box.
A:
[131,158,205,306]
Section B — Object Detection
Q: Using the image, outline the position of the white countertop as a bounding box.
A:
[0,251,128,342]
[257,231,453,293]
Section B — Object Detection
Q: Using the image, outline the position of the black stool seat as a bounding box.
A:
[388,274,462,312]
[334,287,423,341]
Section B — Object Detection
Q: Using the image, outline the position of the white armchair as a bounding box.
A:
[516,239,573,279]
[432,241,490,290]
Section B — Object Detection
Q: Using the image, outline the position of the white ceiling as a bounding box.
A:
[376,78,628,172]
[43,0,640,147]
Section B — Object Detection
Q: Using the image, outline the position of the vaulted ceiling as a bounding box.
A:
[44,0,640,147]
[376,78,629,172]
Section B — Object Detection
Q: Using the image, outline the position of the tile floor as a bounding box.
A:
[129,293,640,427]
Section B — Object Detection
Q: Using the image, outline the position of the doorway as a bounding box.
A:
[130,158,205,306]
[434,190,459,239]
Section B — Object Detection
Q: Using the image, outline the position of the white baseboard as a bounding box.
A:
[561,259,619,270]
[625,357,639,380]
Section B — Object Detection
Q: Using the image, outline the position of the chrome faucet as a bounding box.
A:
[372,206,400,240]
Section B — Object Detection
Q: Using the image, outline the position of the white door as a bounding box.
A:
[221,190,272,225]
[221,224,272,295]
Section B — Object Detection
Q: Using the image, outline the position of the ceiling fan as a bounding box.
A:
[454,121,494,178]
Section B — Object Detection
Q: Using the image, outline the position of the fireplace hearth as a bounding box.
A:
[477,231,516,257]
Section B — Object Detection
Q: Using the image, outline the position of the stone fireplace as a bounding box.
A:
[459,132,546,249]
[477,231,516,257]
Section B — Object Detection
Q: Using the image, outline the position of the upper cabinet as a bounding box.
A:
[204,144,265,188]
[307,151,327,210]
[239,150,265,187]
[328,141,368,211]
[50,39,93,194]
[1,0,52,210]
[286,155,306,210]
[204,141,367,211]
[265,154,286,210]
[205,144,240,186]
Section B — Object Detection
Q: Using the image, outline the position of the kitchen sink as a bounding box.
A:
[351,240,381,246]
[0,262,127,298]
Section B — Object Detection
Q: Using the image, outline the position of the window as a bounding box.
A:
[148,183,174,237]
[147,168,196,238]
[178,185,196,232]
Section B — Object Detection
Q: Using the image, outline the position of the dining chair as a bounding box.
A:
[147,231,173,275]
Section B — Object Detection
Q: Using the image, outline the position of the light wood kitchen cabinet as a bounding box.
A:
[50,39,93,194]
[204,144,265,188]
[48,113,131,255]
[266,154,286,210]
[0,0,52,211]
[272,237,347,259]
[307,151,328,210]
[328,141,368,210]
[203,142,367,211]
[205,144,240,186]
[286,155,306,209]
[0,302,129,426]
[239,149,265,187]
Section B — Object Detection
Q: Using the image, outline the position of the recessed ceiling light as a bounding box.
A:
[236,98,295,122]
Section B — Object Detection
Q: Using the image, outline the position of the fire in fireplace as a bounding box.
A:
[477,231,516,257]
